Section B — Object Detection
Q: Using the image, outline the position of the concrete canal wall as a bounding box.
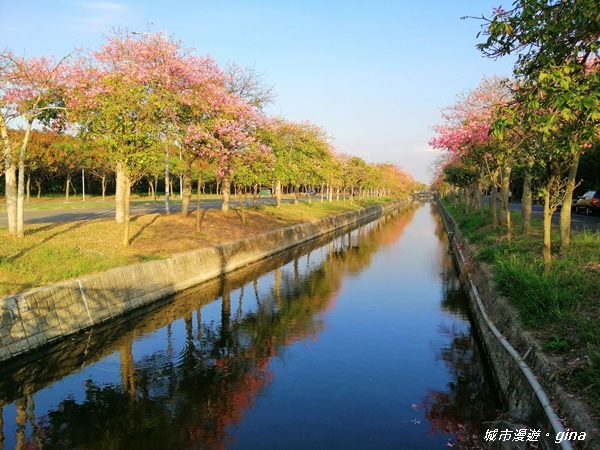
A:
[0,202,402,363]
[437,200,598,450]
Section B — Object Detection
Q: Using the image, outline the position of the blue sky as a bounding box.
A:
[1,1,515,183]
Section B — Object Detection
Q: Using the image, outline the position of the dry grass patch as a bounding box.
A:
[0,199,379,296]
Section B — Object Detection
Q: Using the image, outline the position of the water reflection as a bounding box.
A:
[0,204,502,450]
[423,206,501,448]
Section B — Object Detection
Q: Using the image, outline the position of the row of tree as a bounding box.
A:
[1,30,419,245]
[429,0,600,267]
[5,128,415,203]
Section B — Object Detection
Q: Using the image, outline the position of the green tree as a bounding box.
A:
[474,0,600,263]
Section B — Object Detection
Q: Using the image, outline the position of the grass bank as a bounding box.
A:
[442,198,600,417]
[0,196,394,297]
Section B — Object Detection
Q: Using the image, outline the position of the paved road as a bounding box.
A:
[2,198,599,232]
[0,198,281,228]
[478,197,600,232]
[511,202,600,233]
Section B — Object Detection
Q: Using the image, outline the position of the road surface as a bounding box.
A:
[2,199,599,232]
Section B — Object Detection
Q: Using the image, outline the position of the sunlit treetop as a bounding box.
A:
[429,76,512,155]
[0,51,71,124]
[473,0,600,76]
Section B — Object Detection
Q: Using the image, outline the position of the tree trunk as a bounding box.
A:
[500,164,512,242]
[181,160,192,217]
[252,183,258,207]
[275,179,281,208]
[521,162,533,233]
[4,164,17,235]
[476,173,484,217]
[559,153,580,254]
[293,185,299,205]
[115,162,126,223]
[16,119,33,238]
[236,187,246,225]
[1,113,18,235]
[35,179,42,199]
[148,178,155,201]
[122,170,131,247]
[196,172,202,233]
[221,175,231,211]
[65,175,71,202]
[101,175,106,201]
[542,187,553,271]
[490,187,498,229]
[26,172,31,203]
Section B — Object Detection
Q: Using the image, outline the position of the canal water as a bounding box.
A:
[0,203,502,449]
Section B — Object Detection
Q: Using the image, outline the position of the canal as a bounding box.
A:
[0,203,502,449]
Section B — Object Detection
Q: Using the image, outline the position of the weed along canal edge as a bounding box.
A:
[437,199,599,450]
[0,201,405,363]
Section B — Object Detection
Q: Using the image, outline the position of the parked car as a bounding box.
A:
[571,195,580,212]
[574,190,600,215]
[557,195,580,212]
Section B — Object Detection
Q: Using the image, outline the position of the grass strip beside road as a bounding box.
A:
[0,197,391,297]
[442,199,600,417]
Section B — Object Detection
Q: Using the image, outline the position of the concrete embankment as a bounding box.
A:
[0,201,403,362]
[437,199,598,450]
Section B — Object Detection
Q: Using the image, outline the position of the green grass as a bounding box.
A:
[544,334,571,353]
[1,240,135,293]
[0,195,398,296]
[441,197,600,413]
[493,256,582,326]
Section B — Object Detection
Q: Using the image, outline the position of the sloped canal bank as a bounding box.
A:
[0,203,503,449]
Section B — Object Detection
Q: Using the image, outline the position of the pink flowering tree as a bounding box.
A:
[67,30,228,245]
[1,51,73,237]
[377,163,417,197]
[430,76,514,237]
[184,93,273,213]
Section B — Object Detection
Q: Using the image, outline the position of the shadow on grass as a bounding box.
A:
[8,220,91,263]
[233,207,247,226]
[197,209,208,232]
[129,214,160,245]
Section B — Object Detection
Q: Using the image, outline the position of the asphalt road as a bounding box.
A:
[0,198,280,228]
[1,198,599,232]
[510,202,600,232]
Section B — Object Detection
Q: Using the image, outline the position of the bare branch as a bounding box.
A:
[224,61,276,110]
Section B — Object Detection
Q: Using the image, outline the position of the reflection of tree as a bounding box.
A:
[37,381,179,449]
[423,243,501,448]
[328,206,417,275]
[11,205,419,449]
[430,203,448,242]
[0,406,4,449]
[24,249,327,447]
